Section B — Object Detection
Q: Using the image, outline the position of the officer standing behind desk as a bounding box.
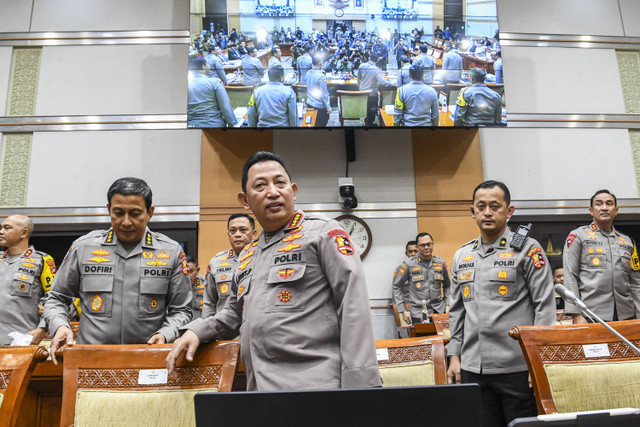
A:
[187,256,206,319]
[167,151,381,390]
[394,65,439,127]
[241,47,265,87]
[454,68,502,127]
[393,233,450,325]
[187,57,236,128]
[0,215,56,345]
[45,177,192,364]
[358,53,391,126]
[306,55,332,127]
[247,65,297,127]
[202,213,256,318]
[442,42,463,85]
[447,180,556,427]
[563,189,640,323]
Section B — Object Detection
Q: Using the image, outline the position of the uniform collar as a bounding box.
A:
[590,221,617,235]
[473,227,510,257]
[104,227,155,258]
[257,211,305,249]
[2,246,35,262]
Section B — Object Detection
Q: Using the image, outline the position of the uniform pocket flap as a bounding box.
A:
[13,272,35,284]
[267,264,306,284]
[82,276,114,292]
[140,279,169,295]
[490,267,516,282]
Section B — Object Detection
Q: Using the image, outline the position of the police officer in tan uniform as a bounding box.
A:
[187,256,206,319]
[167,151,381,390]
[45,177,192,364]
[202,213,256,318]
[447,180,556,427]
[563,189,640,323]
[393,232,450,325]
[0,215,56,345]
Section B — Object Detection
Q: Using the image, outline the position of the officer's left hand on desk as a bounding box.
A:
[147,333,166,345]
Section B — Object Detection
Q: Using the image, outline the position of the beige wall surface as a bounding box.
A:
[480,128,638,200]
[30,0,189,31]
[497,0,625,36]
[502,46,626,114]
[35,45,188,116]
[26,129,202,207]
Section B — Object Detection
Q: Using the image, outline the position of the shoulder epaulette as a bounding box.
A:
[462,239,477,248]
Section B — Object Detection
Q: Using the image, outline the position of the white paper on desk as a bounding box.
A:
[582,343,610,358]
[138,369,169,385]
[9,331,33,346]
[384,105,395,115]
[376,348,389,361]
[234,107,247,120]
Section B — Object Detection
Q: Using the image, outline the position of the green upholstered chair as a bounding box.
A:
[225,85,254,110]
[375,336,448,387]
[337,90,371,126]
[378,87,397,108]
[60,341,240,426]
[509,319,640,414]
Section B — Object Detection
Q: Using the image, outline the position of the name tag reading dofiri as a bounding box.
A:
[138,369,169,385]
[376,348,389,361]
[582,343,610,358]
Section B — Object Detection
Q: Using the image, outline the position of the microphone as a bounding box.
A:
[554,284,640,356]
[554,284,589,311]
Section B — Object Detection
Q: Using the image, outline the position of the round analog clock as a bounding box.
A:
[336,214,373,259]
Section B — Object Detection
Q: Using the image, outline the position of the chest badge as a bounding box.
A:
[415,282,422,289]
[278,268,296,279]
[87,257,110,264]
[91,295,103,311]
[463,285,470,298]
[150,298,159,309]
[220,284,229,294]
[92,249,110,256]
[278,289,293,303]
[498,285,509,296]
[497,270,508,279]
[462,255,475,262]
[592,257,601,266]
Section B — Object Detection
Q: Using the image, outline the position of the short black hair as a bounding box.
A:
[270,46,280,55]
[369,53,379,62]
[419,45,428,53]
[553,265,563,274]
[415,232,434,243]
[472,180,511,205]
[590,189,617,207]
[405,240,417,250]
[228,213,256,229]
[304,45,313,53]
[189,56,207,70]
[186,256,198,266]
[268,64,285,82]
[107,177,153,210]
[470,67,486,83]
[409,65,424,81]
[247,46,256,54]
[312,55,323,66]
[241,151,292,193]
[400,55,410,63]
[493,50,501,58]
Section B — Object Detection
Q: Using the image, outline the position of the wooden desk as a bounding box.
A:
[460,53,495,74]
[410,322,438,337]
[279,43,293,56]
[379,105,455,127]
[18,360,63,427]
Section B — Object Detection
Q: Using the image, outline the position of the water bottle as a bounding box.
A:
[421,299,429,323]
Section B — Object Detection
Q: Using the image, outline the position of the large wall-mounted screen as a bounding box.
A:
[188,0,505,129]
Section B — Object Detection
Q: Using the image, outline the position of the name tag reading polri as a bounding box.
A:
[376,348,389,361]
[138,369,169,385]
[582,343,610,358]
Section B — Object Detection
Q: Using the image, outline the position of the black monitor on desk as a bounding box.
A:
[195,384,481,427]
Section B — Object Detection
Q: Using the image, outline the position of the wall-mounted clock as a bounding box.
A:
[336,214,372,259]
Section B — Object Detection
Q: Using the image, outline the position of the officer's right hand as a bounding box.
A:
[50,326,74,366]
[166,330,201,378]
[447,355,461,384]
[402,311,412,325]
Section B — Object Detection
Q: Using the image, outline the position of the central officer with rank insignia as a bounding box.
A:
[202,213,256,318]
[563,189,640,323]
[392,232,450,325]
[447,180,556,427]
[45,177,192,364]
[0,215,56,345]
[167,151,381,390]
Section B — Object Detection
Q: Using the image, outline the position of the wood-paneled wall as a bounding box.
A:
[198,129,272,267]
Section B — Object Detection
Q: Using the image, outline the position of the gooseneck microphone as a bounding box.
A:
[555,284,640,356]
